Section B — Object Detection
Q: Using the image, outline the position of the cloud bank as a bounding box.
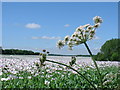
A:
[25,23,41,29]
[32,36,61,40]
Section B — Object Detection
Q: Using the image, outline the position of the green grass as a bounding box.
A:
[2,65,120,89]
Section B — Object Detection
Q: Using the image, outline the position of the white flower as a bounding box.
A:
[73,31,79,37]
[1,77,10,81]
[68,41,73,46]
[71,34,76,37]
[73,38,77,41]
[93,16,103,24]
[90,30,95,34]
[94,23,100,28]
[87,25,93,30]
[64,35,70,42]
[75,40,82,45]
[103,80,112,85]
[68,41,73,50]
[45,80,50,85]
[28,76,32,79]
[70,38,73,41]
[78,26,84,29]
[83,24,90,28]
[19,77,24,79]
[57,40,65,49]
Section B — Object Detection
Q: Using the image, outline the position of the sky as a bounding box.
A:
[2,2,118,55]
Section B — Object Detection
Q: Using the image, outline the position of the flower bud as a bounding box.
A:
[57,40,65,49]
[93,16,103,24]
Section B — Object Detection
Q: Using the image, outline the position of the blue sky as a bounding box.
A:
[2,2,118,55]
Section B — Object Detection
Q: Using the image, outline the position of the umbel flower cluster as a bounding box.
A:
[57,16,103,50]
[39,50,49,66]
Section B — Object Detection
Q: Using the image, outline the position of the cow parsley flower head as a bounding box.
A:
[57,40,65,49]
[93,16,103,24]
[56,16,103,50]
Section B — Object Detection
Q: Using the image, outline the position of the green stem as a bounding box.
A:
[84,42,103,88]
[46,59,97,89]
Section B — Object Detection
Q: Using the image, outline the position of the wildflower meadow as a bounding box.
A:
[1,16,120,89]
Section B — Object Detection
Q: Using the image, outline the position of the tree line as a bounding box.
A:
[0,48,40,55]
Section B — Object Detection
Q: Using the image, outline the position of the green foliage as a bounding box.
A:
[2,66,119,89]
[1,49,40,55]
[94,38,120,61]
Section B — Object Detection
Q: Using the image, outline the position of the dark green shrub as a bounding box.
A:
[94,38,120,61]
[111,52,119,61]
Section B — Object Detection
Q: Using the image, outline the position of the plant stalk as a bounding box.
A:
[84,42,103,88]
[46,59,97,89]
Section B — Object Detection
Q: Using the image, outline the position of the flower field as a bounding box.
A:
[1,55,120,89]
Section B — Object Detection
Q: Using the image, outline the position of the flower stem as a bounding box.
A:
[84,42,103,88]
[46,59,97,89]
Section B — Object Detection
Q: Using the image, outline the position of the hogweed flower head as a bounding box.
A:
[57,16,103,50]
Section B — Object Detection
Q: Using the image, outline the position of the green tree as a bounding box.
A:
[95,38,120,61]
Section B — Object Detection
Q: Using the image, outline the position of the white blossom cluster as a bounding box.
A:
[57,16,103,50]
[1,56,119,81]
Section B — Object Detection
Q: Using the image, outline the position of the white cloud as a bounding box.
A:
[32,36,61,40]
[93,36,100,40]
[25,23,41,29]
[64,24,70,27]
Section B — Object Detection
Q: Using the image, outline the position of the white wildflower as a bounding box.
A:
[71,34,76,37]
[73,31,79,37]
[64,35,70,42]
[87,25,93,30]
[19,77,24,79]
[75,40,82,45]
[1,77,10,81]
[90,30,95,34]
[45,80,50,85]
[83,24,90,28]
[78,26,84,30]
[94,23,100,28]
[103,80,112,85]
[78,35,82,39]
[73,38,77,41]
[28,76,32,79]
[93,16,103,24]
[57,40,65,49]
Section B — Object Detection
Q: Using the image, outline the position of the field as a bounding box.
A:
[1,55,120,89]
